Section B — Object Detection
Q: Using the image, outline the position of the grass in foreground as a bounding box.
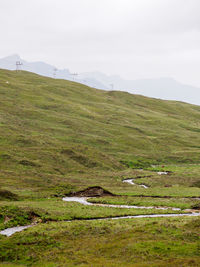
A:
[0,217,200,266]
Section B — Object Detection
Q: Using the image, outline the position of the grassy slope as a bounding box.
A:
[0,69,200,196]
[0,69,200,267]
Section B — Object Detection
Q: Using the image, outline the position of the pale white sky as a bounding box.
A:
[1,0,200,86]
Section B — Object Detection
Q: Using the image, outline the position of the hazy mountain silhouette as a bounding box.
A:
[0,54,199,105]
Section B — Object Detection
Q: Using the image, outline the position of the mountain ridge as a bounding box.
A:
[0,54,199,105]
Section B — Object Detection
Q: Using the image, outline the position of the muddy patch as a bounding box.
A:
[0,190,18,201]
[67,186,114,197]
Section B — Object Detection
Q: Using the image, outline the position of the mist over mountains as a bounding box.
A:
[0,54,200,106]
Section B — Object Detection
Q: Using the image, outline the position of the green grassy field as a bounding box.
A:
[0,69,200,266]
[89,196,200,210]
[0,217,200,267]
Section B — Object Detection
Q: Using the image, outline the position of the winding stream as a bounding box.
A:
[0,225,32,237]
[123,178,148,188]
[1,178,200,237]
[62,196,181,211]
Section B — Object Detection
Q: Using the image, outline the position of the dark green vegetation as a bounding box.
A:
[0,69,200,266]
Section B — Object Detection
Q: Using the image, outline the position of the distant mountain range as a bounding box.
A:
[0,54,108,90]
[0,54,200,105]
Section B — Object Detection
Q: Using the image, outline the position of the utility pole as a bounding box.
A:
[16,61,23,71]
[71,73,78,81]
[110,83,114,90]
[53,68,57,79]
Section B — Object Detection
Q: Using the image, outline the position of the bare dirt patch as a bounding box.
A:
[67,186,114,197]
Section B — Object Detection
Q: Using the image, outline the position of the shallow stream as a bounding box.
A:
[123,178,148,188]
[1,178,200,237]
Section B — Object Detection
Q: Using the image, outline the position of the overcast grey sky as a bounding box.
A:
[1,0,200,87]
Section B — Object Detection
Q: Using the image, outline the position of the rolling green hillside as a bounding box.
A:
[0,69,200,196]
[1,69,200,267]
